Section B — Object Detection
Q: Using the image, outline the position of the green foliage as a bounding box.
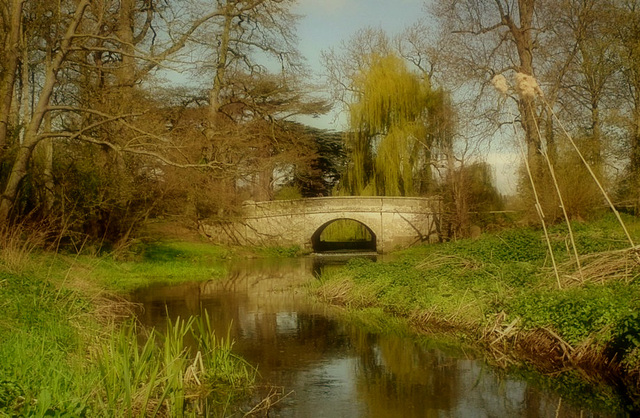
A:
[274,185,303,201]
[341,53,439,196]
[611,309,640,358]
[460,162,504,212]
[507,284,638,345]
[253,245,303,258]
[320,219,372,242]
[294,127,345,197]
[556,214,638,254]
[450,228,547,263]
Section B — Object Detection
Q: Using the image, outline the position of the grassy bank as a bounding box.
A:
[93,240,233,292]
[0,234,256,417]
[313,213,640,413]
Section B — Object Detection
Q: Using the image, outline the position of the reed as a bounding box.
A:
[0,245,255,417]
[95,315,255,417]
[0,222,49,273]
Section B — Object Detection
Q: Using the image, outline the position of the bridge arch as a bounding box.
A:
[310,218,377,252]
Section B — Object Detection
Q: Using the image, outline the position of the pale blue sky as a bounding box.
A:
[294,0,427,130]
[295,0,426,69]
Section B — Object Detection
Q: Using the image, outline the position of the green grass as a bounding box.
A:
[313,213,640,411]
[0,270,100,416]
[86,241,232,292]
[0,238,256,417]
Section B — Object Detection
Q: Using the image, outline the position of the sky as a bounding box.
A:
[294,0,426,71]
[292,0,427,130]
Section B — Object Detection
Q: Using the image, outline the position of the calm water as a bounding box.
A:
[131,256,616,417]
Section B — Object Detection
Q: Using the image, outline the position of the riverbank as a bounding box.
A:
[312,213,640,414]
[3,214,640,415]
[0,231,258,417]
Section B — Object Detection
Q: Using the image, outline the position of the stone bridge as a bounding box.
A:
[201,196,442,253]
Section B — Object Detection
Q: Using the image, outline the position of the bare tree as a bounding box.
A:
[0,0,225,226]
[543,0,618,167]
[431,0,543,164]
[609,0,640,206]
[197,0,302,119]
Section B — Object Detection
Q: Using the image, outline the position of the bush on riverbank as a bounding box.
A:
[313,213,640,411]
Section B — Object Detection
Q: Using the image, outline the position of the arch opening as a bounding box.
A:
[311,218,377,253]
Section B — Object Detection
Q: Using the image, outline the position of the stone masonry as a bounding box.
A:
[200,196,442,253]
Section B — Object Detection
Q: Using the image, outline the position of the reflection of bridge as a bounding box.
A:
[202,196,442,253]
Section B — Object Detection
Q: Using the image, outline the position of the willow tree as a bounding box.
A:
[343,53,437,196]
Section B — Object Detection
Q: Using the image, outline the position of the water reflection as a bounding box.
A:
[131,257,612,417]
[311,252,378,277]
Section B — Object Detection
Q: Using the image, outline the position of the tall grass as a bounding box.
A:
[96,315,255,417]
[0,222,49,273]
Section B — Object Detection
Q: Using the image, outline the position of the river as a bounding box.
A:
[131,256,616,417]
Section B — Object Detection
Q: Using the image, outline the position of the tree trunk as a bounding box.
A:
[502,0,544,177]
[0,0,25,152]
[513,0,541,162]
[208,3,233,121]
[36,112,55,213]
[590,103,602,166]
[0,0,90,224]
[116,0,137,95]
[632,105,640,208]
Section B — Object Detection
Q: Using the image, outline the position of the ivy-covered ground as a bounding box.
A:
[313,213,640,414]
